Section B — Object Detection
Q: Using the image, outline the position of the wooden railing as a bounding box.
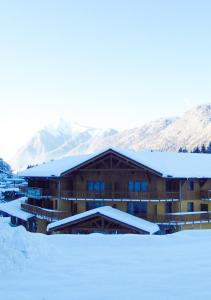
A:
[61,190,180,201]
[21,203,70,221]
[26,187,54,199]
[21,202,211,225]
[135,212,211,224]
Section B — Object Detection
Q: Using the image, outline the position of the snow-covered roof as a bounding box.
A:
[0,188,20,193]
[0,197,34,221]
[19,147,211,179]
[47,206,159,234]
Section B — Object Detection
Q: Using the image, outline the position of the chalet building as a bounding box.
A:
[6,148,211,234]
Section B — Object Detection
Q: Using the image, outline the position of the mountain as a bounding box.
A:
[11,119,118,170]
[11,104,211,171]
[0,158,12,177]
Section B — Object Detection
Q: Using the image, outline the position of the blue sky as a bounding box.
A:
[0,0,211,159]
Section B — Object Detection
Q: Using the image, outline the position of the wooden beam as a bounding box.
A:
[74,169,147,172]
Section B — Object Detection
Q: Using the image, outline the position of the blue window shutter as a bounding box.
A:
[128,181,134,192]
[100,181,105,192]
[141,181,148,192]
[94,181,100,192]
[87,181,93,192]
[135,181,141,192]
[127,202,134,214]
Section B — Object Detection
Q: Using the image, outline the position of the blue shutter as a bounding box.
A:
[127,202,134,214]
[87,181,93,192]
[100,181,105,192]
[141,181,148,192]
[94,181,100,192]
[135,181,141,192]
[128,181,134,192]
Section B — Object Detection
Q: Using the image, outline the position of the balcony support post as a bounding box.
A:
[179,180,183,231]
[57,178,61,201]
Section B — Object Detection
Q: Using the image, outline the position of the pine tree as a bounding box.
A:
[192,146,200,153]
[201,144,206,153]
[207,142,211,153]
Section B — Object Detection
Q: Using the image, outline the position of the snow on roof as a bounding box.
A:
[0,188,20,193]
[47,206,159,234]
[19,152,99,178]
[18,147,211,179]
[0,197,34,221]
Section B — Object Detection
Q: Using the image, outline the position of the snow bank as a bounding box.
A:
[0,220,49,274]
[1,218,211,300]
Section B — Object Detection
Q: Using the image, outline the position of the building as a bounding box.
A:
[5,148,211,234]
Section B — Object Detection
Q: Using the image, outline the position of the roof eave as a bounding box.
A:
[61,148,163,177]
[47,211,156,234]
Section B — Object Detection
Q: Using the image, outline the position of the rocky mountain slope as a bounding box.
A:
[11,104,211,170]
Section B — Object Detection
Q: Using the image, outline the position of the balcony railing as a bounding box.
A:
[135,212,211,225]
[21,203,70,221]
[61,190,180,202]
[26,187,53,199]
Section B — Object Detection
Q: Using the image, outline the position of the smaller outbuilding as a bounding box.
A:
[47,206,160,235]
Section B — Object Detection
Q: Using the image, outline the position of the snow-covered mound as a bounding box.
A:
[1,217,211,299]
[0,219,49,273]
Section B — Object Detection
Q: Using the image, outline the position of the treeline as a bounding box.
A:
[178,142,211,153]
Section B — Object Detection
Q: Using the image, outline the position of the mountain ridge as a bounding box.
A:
[11,104,211,171]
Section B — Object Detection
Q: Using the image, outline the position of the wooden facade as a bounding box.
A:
[19,149,211,234]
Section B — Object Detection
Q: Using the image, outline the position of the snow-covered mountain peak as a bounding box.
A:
[10,104,211,171]
[183,103,211,123]
[43,118,95,137]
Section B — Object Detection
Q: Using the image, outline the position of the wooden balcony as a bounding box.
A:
[61,190,180,202]
[136,212,211,225]
[26,187,53,199]
[21,203,70,221]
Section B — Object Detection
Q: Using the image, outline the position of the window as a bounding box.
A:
[86,201,103,211]
[128,181,148,192]
[165,180,172,192]
[128,202,147,214]
[187,202,194,212]
[165,202,172,213]
[188,180,194,191]
[87,181,105,193]
[201,204,208,211]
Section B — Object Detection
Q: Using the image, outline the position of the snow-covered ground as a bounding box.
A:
[1,219,211,300]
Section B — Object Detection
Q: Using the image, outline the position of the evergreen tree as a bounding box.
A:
[207,142,211,153]
[192,146,200,153]
[201,144,206,153]
[178,147,188,153]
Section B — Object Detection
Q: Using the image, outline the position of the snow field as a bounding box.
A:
[1,219,211,300]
